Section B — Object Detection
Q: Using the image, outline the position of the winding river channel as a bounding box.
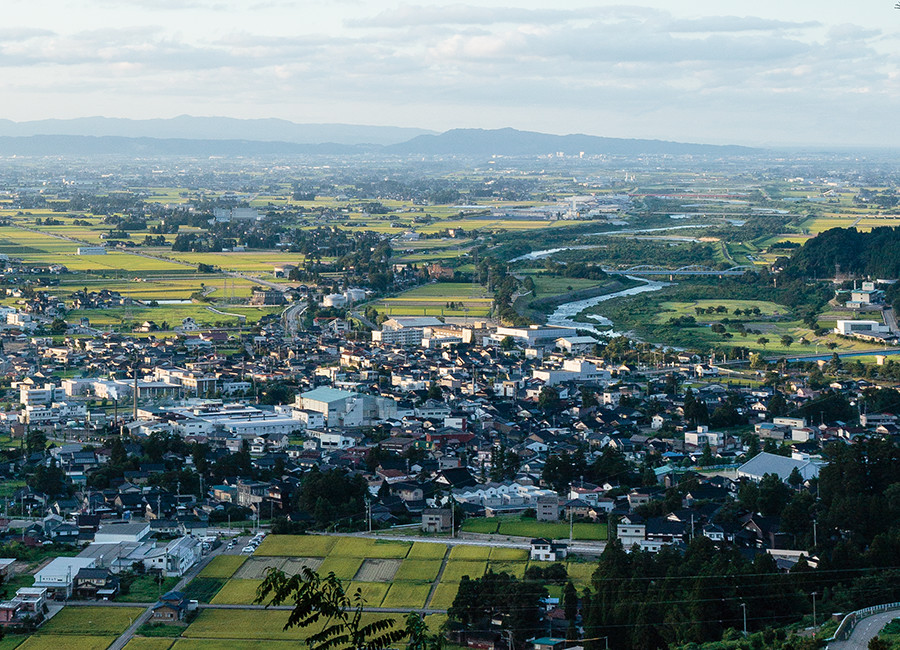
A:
[547,275,669,337]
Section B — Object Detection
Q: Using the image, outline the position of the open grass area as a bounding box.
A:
[460,516,607,540]
[486,561,527,578]
[254,535,335,557]
[119,575,179,602]
[566,561,598,587]
[394,559,443,583]
[197,555,246,579]
[653,299,785,323]
[209,579,262,605]
[40,606,145,636]
[134,623,185,638]
[0,637,26,650]
[182,577,225,603]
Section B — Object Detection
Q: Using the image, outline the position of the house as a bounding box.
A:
[530,538,567,561]
[151,590,190,622]
[0,587,48,628]
[421,508,452,533]
[33,557,97,599]
[535,495,559,522]
[617,514,646,548]
[737,452,820,483]
[530,639,568,650]
[73,567,119,600]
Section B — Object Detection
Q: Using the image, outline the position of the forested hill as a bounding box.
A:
[782,226,900,279]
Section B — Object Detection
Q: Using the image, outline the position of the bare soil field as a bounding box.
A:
[353,559,402,582]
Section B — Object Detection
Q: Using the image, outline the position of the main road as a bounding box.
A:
[828,609,900,649]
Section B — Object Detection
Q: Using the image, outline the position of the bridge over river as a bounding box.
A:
[603,265,755,276]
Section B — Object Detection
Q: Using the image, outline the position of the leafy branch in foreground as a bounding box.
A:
[255,566,441,650]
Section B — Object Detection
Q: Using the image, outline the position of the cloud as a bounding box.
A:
[0,27,56,41]
[667,16,820,33]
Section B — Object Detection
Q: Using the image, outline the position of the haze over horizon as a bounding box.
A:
[3,1,899,148]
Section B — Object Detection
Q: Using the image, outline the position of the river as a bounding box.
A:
[510,224,718,262]
[547,276,669,337]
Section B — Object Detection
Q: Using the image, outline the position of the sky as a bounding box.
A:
[2,0,899,147]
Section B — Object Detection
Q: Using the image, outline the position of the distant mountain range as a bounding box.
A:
[0,116,433,146]
[0,117,758,156]
[386,128,756,156]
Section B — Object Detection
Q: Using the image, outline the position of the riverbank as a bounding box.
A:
[548,275,670,336]
[514,277,642,324]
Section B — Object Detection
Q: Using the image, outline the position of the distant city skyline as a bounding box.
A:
[2,1,899,147]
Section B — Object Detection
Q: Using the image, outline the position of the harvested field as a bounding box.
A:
[353,558,401,582]
[234,557,322,580]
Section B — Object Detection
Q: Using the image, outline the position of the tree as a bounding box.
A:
[256,566,426,650]
[26,429,47,455]
[426,383,443,401]
[538,386,561,412]
[757,337,770,349]
[563,580,578,621]
[780,334,794,348]
[699,442,714,467]
[109,436,128,466]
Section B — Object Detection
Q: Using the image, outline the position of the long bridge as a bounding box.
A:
[603,265,755,276]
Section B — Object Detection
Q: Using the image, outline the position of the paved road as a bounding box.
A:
[885,307,900,336]
[321,531,607,555]
[106,541,230,650]
[829,611,900,650]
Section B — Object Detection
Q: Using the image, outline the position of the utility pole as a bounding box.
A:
[450,497,455,538]
[741,602,748,636]
[813,519,817,548]
[366,499,372,533]
[133,354,138,421]
[569,504,574,543]
[811,592,817,636]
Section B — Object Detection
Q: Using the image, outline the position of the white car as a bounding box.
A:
[241,546,255,554]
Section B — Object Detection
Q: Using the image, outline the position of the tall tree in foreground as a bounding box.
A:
[255,566,440,650]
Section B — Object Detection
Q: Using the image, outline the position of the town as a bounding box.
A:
[0,151,897,650]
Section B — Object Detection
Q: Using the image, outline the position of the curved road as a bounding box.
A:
[829,611,900,650]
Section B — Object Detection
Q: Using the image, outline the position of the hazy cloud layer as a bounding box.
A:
[1,1,898,146]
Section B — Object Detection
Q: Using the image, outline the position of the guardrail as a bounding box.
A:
[828,601,900,643]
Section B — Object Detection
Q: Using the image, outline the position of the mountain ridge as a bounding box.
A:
[0,120,761,156]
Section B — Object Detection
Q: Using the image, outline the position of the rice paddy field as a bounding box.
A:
[14,605,146,650]
[174,533,601,641]
[373,282,493,318]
